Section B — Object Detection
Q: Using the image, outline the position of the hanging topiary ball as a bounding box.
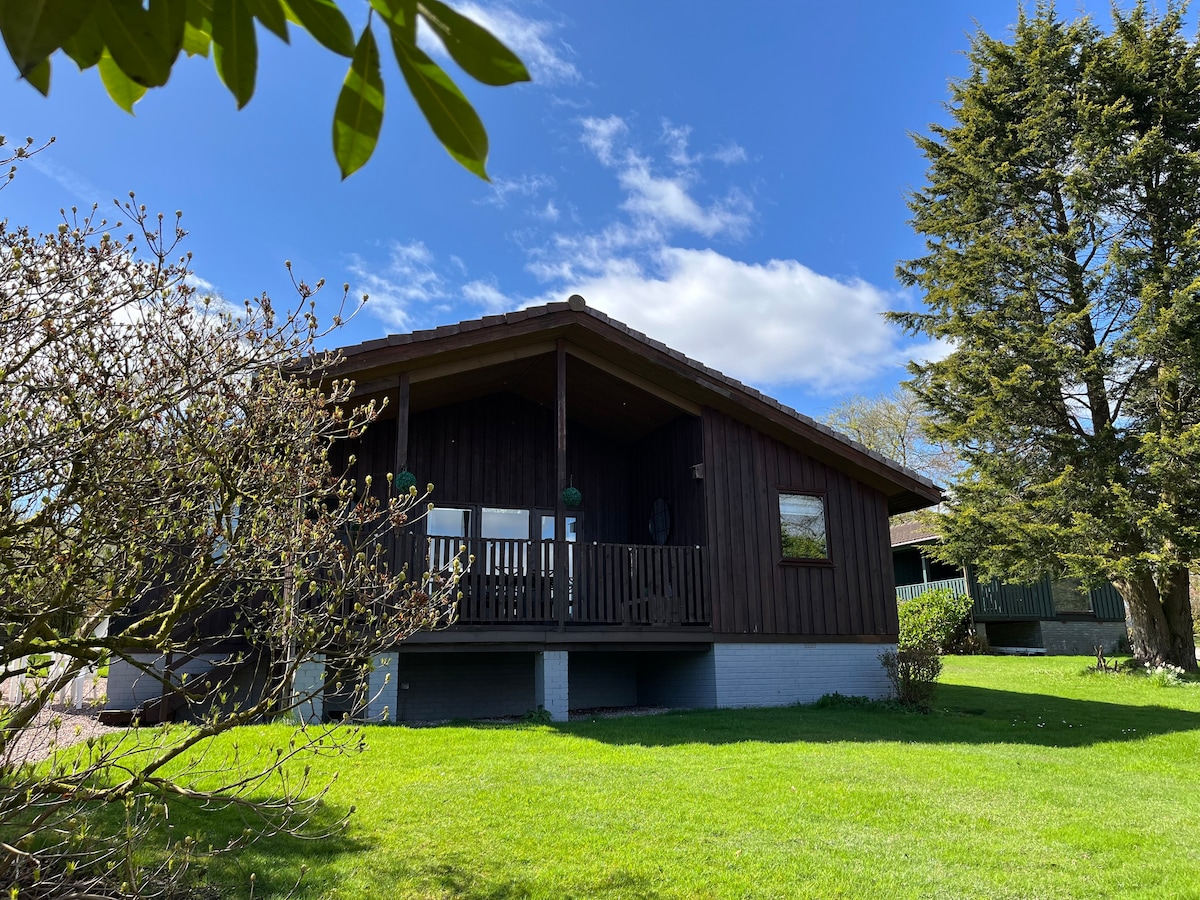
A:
[562,485,583,508]
[396,470,417,492]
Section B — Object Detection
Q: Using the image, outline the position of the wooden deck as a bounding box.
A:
[397,534,710,628]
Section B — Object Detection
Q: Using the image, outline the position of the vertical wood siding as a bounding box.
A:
[702,407,897,638]
[349,392,701,545]
[627,416,705,548]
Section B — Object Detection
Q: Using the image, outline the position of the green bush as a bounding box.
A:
[880,645,943,708]
[898,587,974,652]
[882,586,972,707]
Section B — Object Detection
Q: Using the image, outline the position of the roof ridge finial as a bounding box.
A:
[567,294,586,311]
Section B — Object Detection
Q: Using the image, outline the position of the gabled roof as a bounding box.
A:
[890,519,940,548]
[332,296,943,515]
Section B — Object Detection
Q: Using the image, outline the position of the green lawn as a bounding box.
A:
[182,656,1200,899]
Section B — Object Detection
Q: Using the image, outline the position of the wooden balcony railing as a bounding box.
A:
[895,577,970,604]
[395,534,709,627]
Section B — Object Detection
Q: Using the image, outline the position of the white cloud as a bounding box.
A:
[579,116,627,166]
[427,2,580,85]
[462,279,510,312]
[579,116,751,239]
[479,173,555,208]
[529,248,906,391]
[355,116,917,393]
[712,142,748,165]
[184,273,216,293]
[660,121,696,167]
[27,156,112,207]
[617,156,750,237]
[347,241,445,329]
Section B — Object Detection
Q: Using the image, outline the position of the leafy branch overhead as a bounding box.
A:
[0,0,530,178]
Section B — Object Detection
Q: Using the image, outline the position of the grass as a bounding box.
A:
[167,656,1200,899]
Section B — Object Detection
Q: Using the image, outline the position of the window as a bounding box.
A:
[1051,578,1092,614]
[426,506,471,570]
[427,506,471,538]
[539,515,578,542]
[481,507,531,574]
[482,507,531,540]
[779,493,827,560]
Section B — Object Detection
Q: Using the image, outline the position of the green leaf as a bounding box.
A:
[98,0,174,87]
[282,0,353,57]
[249,0,289,42]
[369,0,414,44]
[62,9,104,70]
[183,0,213,56]
[391,31,488,179]
[417,0,529,86]
[0,0,90,77]
[212,0,257,108]
[98,49,146,112]
[333,23,384,179]
[148,0,186,59]
[23,54,50,94]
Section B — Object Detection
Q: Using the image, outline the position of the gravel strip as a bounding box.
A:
[6,705,124,766]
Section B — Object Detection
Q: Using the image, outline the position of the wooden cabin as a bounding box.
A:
[891,521,1128,655]
[307,296,941,721]
[106,297,942,722]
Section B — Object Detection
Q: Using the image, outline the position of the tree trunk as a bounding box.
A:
[1117,567,1197,672]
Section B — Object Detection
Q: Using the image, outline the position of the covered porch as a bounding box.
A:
[343,305,713,635]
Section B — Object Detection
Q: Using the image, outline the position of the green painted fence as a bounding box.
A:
[895,578,969,603]
[895,574,1127,622]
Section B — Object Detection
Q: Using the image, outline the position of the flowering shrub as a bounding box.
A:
[1145,662,1188,687]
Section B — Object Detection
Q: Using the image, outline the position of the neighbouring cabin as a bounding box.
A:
[890,520,1128,655]
[106,299,942,723]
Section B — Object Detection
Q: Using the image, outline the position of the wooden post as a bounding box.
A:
[394,372,410,477]
[394,373,410,579]
[555,339,567,627]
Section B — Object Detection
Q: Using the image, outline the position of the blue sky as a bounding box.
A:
[1,0,1156,418]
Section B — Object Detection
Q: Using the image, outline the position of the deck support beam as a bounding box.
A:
[534,650,569,721]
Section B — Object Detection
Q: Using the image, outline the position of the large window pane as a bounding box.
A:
[426,507,470,572]
[482,507,530,540]
[480,508,530,576]
[779,493,827,560]
[427,506,471,538]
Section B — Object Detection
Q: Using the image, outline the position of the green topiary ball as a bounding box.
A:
[562,486,583,508]
[396,470,417,492]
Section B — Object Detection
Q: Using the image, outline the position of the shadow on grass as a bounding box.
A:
[365,856,653,900]
[519,684,1200,749]
[158,796,363,898]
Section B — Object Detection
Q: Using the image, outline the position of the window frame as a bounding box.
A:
[776,488,832,566]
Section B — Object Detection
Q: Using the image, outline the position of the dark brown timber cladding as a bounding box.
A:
[628,416,705,547]
[382,392,633,541]
[702,407,898,638]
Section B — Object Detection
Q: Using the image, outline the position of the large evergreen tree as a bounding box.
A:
[895,2,1200,669]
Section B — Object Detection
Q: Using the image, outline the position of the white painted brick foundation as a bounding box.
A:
[293,655,325,724]
[711,642,895,707]
[534,650,569,721]
[366,653,398,722]
[106,654,227,710]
